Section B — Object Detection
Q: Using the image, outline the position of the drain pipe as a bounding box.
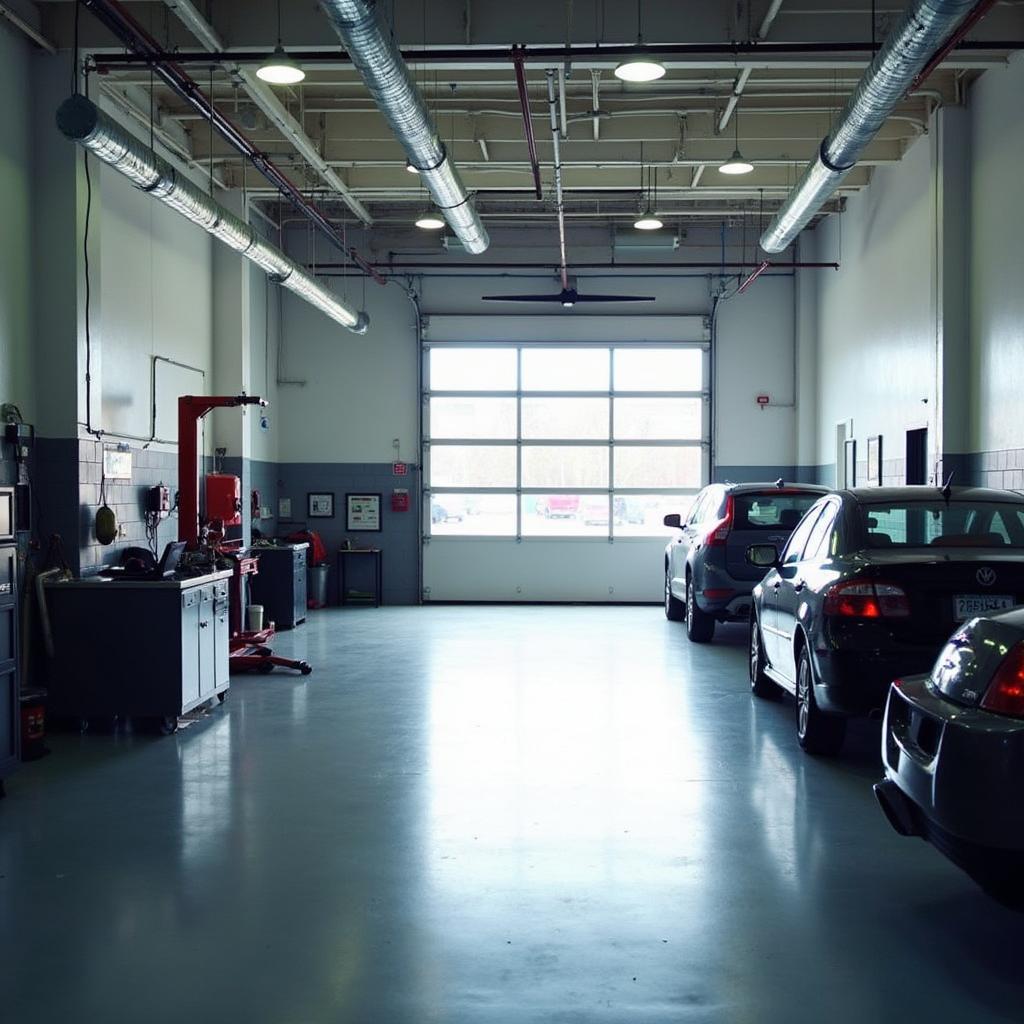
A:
[318,0,489,254]
[760,0,980,253]
[546,69,569,291]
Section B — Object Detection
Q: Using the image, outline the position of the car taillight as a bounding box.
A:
[706,495,734,547]
[823,580,910,619]
[980,642,1024,718]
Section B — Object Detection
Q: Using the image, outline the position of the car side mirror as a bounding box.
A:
[746,544,779,568]
[663,513,682,529]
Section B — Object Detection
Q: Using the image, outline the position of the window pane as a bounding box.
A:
[614,446,702,488]
[521,494,609,536]
[613,494,698,537]
[733,492,826,531]
[430,445,516,487]
[614,349,702,391]
[522,446,609,488]
[430,397,516,439]
[430,348,516,391]
[521,397,609,440]
[521,348,609,391]
[614,397,702,440]
[430,493,516,536]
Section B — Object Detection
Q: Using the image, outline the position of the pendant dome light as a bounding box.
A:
[415,212,446,230]
[633,146,663,230]
[257,0,306,85]
[719,102,754,175]
[615,0,666,83]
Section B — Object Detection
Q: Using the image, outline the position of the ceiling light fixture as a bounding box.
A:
[256,1,305,85]
[633,145,664,230]
[415,212,446,230]
[405,160,420,174]
[719,102,754,175]
[614,1,666,83]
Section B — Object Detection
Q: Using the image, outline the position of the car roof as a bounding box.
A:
[840,485,1024,504]
[718,481,830,495]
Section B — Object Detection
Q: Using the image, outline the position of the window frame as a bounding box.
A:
[423,341,710,540]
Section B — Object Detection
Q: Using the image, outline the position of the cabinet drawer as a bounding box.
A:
[182,590,201,610]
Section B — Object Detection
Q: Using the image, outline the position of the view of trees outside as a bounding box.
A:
[427,346,705,537]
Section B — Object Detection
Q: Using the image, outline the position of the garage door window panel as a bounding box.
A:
[522,495,609,536]
[521,349,609,391]
[614,446,702,490]
[614,349,702,391]
[613,494,698,537]
[430,445,517,488]
[614,397,702,441]
[521,397,609,440]
[430,397,517,440]
[430,494,517,536]
[521,446,609,489]
[429,348,517,391]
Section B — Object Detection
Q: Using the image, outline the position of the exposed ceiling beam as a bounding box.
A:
[160,0,372,224]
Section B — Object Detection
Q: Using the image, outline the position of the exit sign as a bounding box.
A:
[392,461,408,476]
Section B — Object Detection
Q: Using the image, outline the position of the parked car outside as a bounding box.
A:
[664,481,829,643]
[536,495,580,519]
[579,495,610,526]
[748,485,1024,756]
[875,607,1024,904]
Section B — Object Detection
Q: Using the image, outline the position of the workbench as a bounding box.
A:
[45,569,233,732]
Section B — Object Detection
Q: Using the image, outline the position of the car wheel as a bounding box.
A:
[749,616,781,699]
[665,567,685,621]
[685,577,715,643]
[795,645,845,755]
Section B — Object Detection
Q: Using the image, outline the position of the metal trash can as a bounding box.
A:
[308,564,329,609]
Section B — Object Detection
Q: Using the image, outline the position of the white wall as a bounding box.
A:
[969,53,1024,455]
[0,21,33,420]
[98,161,214,439]
[810,129,938,474]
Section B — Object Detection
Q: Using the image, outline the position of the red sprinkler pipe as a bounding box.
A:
[512,46,544,200]
[913,0,998,89]
[737,260,771,293]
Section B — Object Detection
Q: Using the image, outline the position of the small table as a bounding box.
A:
[337,548,383,607]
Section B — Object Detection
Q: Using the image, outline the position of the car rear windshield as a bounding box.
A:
[733,492,821,532]
[859,500,1024,548]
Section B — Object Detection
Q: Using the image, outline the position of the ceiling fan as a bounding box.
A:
[482,70,655,309]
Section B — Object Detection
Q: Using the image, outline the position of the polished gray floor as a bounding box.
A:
[2,606,1023,1023]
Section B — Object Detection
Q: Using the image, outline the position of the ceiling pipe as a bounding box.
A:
[93,38,1018,68]
[546,68,569,291]
[591,70,601,142]
[761,0,982,253]
[0,1,56,52]
[512,45,543,199]
[80,0,382,283]
[57,95,369,334]
[315,260,840,270]
[160,0,371,224]
[318,0,489,254]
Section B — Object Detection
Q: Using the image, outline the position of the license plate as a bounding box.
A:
[953,594,1015,621]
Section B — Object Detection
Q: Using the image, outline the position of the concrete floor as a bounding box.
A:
[2,606,1023,1023]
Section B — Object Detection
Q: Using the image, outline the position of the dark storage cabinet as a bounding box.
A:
[45,571,232,726]
[0,536,18,794]
[249,543,308,629]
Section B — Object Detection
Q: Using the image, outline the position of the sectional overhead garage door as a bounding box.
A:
[422,315,710,602]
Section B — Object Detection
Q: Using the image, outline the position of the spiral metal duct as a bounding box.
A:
[319,0,489,254]
[760,0,978,253]
[56,94,370,334]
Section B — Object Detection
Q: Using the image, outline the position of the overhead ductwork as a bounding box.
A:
[318,0,490,255]
[57,95,369,334]
[760,0,978,253]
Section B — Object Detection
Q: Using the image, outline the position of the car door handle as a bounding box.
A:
[794,580,806,593]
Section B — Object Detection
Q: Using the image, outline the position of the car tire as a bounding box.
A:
[795,645,845,755]
[749,616,781,699]
[685,577,715,643]
[665,567,685,621]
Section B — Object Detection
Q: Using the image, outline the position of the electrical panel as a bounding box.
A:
[147,484,171,519]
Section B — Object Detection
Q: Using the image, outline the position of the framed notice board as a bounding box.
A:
[346,493,382,532]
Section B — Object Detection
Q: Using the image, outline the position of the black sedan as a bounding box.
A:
[747,486,1024,755]
[875,608,1024,903]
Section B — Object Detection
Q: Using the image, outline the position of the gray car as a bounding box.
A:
[663,481,829,642]
[876,607,1024,903]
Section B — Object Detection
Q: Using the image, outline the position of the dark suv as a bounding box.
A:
[664,481,829,643]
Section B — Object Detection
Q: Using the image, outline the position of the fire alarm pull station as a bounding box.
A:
[756,394,771,409]
[392,489,410,513]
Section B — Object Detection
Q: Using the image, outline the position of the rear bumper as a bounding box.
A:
[811,645,939,716]
[879,675,1024,851]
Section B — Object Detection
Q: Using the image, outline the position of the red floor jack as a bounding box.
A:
[178,395,312,675]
